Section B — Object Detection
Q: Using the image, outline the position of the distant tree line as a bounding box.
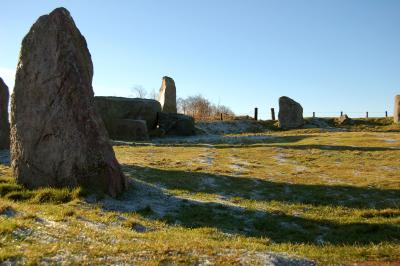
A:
[177,95,235,121]
[131,85,235,121]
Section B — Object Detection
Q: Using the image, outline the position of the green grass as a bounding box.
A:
[0,120,399,265]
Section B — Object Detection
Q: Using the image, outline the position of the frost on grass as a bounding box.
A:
[1,127,400,264]
[100,179,182,218]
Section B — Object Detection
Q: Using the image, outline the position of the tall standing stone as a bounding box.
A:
[11,8,126,197]
[0,78,10,150]
[278,96,304,129]
[394,95,400,124]
[158,76,177,113]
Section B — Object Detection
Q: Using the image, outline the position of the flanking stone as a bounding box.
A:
[394,95,400,124]
[0,78,10,150]
[159,76,177,113]
[278,96,304,129]
[114,119,149,141]
[158,112,196,136]
[11,8,126,197]
[338,114,354,125]
[94,96,161,140]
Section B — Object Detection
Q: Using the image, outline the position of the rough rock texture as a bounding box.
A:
[306,118,330,128]
[94,96,161,139]
[158,76,177,113]
[338,114,353,125]
[114,119,149,141]
[0,78,10,150]
[394,95,400,124]
[278,96,304,129]
[158,112,196,136]
[11,8,126,197]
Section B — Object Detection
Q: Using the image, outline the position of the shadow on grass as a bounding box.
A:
[115,135,400,151]
[105,167,400,245]
[171,197,400,245]
[122,164,400,210]
[114,135,312,148]
[268,144,400,152]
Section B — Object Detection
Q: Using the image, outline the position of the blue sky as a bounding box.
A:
[1,0,399,118]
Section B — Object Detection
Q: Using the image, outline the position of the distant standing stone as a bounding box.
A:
[158,112,196,136]
[0,78,10,150]
[278,96,304,129]
[338,114,353,125]
[94,96,161,138]
[394,95,400,124]
[159,76,177,113]
[11,8,126,197]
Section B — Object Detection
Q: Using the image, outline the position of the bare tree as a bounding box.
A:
[177,97,188,114]
[149,88,158,100]
[177,94,235,120]
[131,85,147,98]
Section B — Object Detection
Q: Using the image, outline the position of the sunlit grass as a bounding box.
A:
[0,120,399,264]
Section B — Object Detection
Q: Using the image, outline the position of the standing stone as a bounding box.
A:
[158,112,196,136]
[394,95,400,124]
[278,96,304,129]
[159,76,177,113]
[338,114,353,125]
[0,78,10,150]
[11,8,126,197]
[94,96,161,139]
[114,119,149,141]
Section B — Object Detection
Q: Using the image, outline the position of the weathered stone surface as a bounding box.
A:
[338,114,353,125]
[11,7,126,197]
[94,96,161,139]
[278,96,304,129]
[307,118,330,128]
[0,78,10,150]
[114,119,149,141]
[158,76,177,113]
[394,95,400,124]
[158,112,195,136]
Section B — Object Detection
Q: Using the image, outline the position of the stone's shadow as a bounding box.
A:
[0,149,10,165]
[114,135,312,148]
[268,144,400,152]
[122,165,400,210]
[154,135,311,147]
[114,135,400,151]
[102,167,400,245]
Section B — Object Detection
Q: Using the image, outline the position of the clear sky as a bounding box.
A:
[1,0,399,118]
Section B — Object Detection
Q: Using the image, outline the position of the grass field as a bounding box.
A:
[1,120,399,265]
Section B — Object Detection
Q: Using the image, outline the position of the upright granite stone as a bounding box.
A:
[11,8,126,197]
[0,78,10,150]
[158,112,196,136]
[394,95,400,124]
[94,96,160,140]
[338,114,353,125]
[113,119,149,141]
[278,96,304,129]
[159,76,177,113]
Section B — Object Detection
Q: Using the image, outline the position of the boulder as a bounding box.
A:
[278,96,304,129]
[11,7,126,197]
[394,95,400,124]
[338,114,353,125]
[0,78,10,150]
[307,118,330,128]
[158,76,177,113]
[114,119,149,141]
[158,112,195,136]
[95,96,161,139]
